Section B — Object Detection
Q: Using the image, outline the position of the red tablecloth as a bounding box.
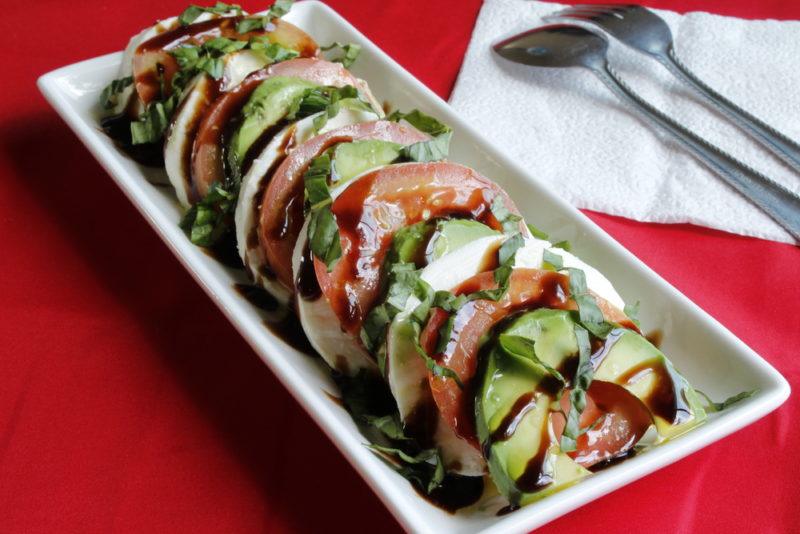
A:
[1,1,798,532]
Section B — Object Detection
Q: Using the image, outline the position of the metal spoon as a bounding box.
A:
[494,25,800,242]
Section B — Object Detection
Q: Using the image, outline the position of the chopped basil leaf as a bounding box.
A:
[99,76,133,110]
[388,109,450,137]
[178,2,241,25]
[526,222,549,240]
[303,154,342,270]
[560,325,593,452]
[490,196,522,235]
[411,322,463,388]
[566,267,613,338]
[130,98,174,144]
[179,182,236,246]
[498,334,566,385]
[624,301,641,329]
[542,249,563,271]
[321,41,362,68]
[467,232,524,302]
[552,240,572,251]
[249,38,300,63]
[369,445,446,493]
[235,0,294,33]
[388,109,454,162]
[434,314,455,354]
[696,389,757,412]
[362,414,409,441]
[433,291,467,312]
[401,131,452,162]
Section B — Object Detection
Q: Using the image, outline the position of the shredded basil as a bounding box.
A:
[321,41,362,68]
[624,301,641,329]
[179,182,236,246]
[130,96,178,145]
[566,267,614,339]
[560,324,593,452]
[542,249,563,271]
[552,240,571,251]
[304,154,342,270]
[498,334,567,385]
[696,389,757,412]
[490,196,522,235]
[526,222,549,240]
[99,76,133,110]
[236,0,293,33]
[178,2,242,25]
[388,109,454,162]
[370,445,446,493]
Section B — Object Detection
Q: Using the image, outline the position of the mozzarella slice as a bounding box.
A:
[235,103,378,302]
[292,219,377,375]
[384,235,505,476]
[164,74,217,207]
[513,238,626,310]
[221,50,270,92]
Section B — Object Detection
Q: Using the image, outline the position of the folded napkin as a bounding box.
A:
[450,0,800,244]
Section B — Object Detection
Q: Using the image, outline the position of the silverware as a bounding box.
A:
[493,25,800,241]
[545,4,800,175]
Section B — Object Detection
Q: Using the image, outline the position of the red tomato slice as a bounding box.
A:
[259,121,429,290]
[313,162,524,335]
[190,58,368,201]
[133,17,318,105]
[551,381,653,468]
[420,268,635,447]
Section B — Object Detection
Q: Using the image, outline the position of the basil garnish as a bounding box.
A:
[321,41,362,68]
[542,249,563,271]
[696,389,757,412]
[236,0,293,33]
[179,182,236,246]
[567,267,614,339]
[498,334,567,385]
[560,324,594,452]
[388,109,454,163]
[99,76,133,110]
[370,445,446,493]
[178,2,242,26]
[304,154,342,270]
[490,196,522,235]
[526,222,549,240]
[624,301,641,329]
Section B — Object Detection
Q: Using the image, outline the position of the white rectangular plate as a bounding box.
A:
[38,2,789,532]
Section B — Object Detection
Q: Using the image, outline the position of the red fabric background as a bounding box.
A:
[1,0,798,532]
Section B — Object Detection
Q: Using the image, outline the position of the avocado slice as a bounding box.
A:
[593,330,706,439]
[229,76,319,171]
[332,139,404,185]
[426,219,500,263]
[476,309,589,506]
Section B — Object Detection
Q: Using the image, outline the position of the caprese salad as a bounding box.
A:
[99,1,749,514]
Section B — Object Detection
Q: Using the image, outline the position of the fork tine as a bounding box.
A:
[546,10,617,22]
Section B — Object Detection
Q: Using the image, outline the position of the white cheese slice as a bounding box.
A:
[235,103,378,302]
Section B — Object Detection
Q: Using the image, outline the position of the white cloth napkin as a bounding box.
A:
[450,0,800,244]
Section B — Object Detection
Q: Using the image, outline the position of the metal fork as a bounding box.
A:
[545,4,800,175]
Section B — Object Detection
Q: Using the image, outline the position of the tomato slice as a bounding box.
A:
[259,121,428,289]
[551,381,653,468]
[420,268,635,446]
[190,58,369,201]
[133,16,318,105]
[313,162,524,334]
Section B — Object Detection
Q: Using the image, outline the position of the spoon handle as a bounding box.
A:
[657,45,800,175]
[593,63,800,242]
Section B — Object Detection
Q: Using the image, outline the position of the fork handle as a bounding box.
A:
[593,63,800,242]
[658,45,800,174]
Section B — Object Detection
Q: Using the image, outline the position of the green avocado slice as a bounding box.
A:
[229,76,319,171]
[593,330,707,439]
[331,139,404,185]
[476,309,589,507]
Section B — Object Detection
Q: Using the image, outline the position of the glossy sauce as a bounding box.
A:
[296,243,321,300]
[618,360,692,425]
[513,417,553,493]
[100,114,164,167]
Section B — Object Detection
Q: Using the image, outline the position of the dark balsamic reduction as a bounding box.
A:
[618,360,692,425]
[488,392,536,446]
[514,419,553,493]
[203,234,244,269]
[415,474,484,513]
[100,114,164,167]
[296,243,321,300]
[645,328,664,348]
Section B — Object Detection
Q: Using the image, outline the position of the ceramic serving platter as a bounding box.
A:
[37,2,789,532]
